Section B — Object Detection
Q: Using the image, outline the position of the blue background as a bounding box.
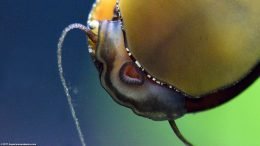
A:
[0,0,94,145]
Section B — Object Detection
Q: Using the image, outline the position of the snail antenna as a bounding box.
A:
[57,23,96,146]
[168,120,193,146]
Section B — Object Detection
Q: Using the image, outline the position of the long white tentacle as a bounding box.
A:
[57,23,89,146]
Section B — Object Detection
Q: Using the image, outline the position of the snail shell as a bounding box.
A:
[87,0,259,120]
[84,1,259,145]
[120,0,260,96]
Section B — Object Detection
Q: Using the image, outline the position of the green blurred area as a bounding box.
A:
[178,78,260,146]
[80,66,259,146]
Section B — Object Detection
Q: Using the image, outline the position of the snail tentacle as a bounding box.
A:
[57,23,97,146]
[169,120,193,146]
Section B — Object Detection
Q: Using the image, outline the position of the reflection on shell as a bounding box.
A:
[120,0,260,96]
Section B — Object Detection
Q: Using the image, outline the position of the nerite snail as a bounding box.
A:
[57,0,260,145]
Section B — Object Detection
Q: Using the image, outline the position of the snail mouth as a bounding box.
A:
[119,62,145,86]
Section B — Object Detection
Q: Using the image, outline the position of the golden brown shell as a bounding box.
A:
[120,0,260,96]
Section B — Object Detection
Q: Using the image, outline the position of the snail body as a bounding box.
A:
[57,0,260,145]
[88,0,259,120]
[85,1,259,145]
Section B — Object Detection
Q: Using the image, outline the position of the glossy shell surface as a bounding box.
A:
[120,0,260,96]
[87,0,259,120]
